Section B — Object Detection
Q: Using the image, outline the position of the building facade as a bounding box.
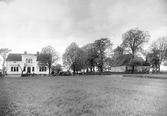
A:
[6,52,49,75]
[110,46,150,73]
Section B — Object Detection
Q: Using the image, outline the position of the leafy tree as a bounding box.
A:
[164,49,167,66]
[94,38,113,72]
[74,48,87,72]
[82,43,98,72]
[38,45,59,76]
[63,42,86,75]
[0,48,11,76]
[141,49,149,62]
[103,57,113,71]
[52,64,62,75]
[146,48,160,73]
[122,28,150,72]
[122,28,150,58]
[149,36,167,72]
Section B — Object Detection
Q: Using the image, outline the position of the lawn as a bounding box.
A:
[0,75,167,116]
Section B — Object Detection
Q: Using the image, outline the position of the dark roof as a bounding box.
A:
[114,46,123,52]
[6,53,39,61]
[6,54,22,61]
[111,54,149,67]
[111,54,133,67]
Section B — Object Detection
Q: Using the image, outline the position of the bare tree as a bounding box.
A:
[150,36,167,72]
[82,43,98,72]
[0,48,12,76]
[122,28,150,72]
[18,63,28,76]
[147,48,160,73]
[63,42,86,75]
[38,45,59,76]
[94,38,113,72]
[52,64,62,75]
[122,28,150,58]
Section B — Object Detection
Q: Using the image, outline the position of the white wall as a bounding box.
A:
[6,61,22,74]
[110,66,126,72]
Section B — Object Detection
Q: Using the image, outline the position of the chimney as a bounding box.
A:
[24,51,27,54]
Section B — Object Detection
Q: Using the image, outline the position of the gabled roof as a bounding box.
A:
[114,46,123,52]
[6,54,22,61]
[111,54,133,67]
[111,54,149,67]
[6,53,39,61]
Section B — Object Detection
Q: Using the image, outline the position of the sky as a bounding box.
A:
[0,0,167,56]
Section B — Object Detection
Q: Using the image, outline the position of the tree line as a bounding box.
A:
[1,28,167,76]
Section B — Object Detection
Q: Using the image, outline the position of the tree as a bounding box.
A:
[52,64,62,75]
[0,48,11,76]
[18,63,28,76]
[38,45,59,76]
[62,42,86,75]
[141,49,149,62]
[122,28,150,58]
[74,48,87,72]
[103,57,113,71]
[164,49,167,66]
[149,36,167,72]
[82,43,98,72]
[122,28,150,73]
[146,48,160,73]
[94,38,113,72]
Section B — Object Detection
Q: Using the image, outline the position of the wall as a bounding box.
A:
[110,66,126,72]
[6,61,22,74]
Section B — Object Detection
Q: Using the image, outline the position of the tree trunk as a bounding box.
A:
[18,65,23,77]
[90,67,93,72]
[73,64,75,76]
[2,66,5,77]
[93,67,95,72]
[86,68,89,73]
[132,65,134,73]
[158,64,160,73]
[2,60,5,77]
[99,65,103,73]
[132,50,135,58]
[49,64,51,76]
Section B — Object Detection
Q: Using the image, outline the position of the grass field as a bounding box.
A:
[0,75,167,116]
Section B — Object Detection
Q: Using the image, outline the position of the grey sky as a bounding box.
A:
[0,0,167,55]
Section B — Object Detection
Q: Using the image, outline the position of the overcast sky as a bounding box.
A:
[0,0,167,56]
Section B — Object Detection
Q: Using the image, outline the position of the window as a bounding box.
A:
[14,67,16,72]
[26,59,33,63]
[23,67,26,71]
[11,67,13,72]
[11,66,19,72]
[39,67,47,72]
[32,67,34,72]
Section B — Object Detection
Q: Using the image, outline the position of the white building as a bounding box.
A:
[6,51,49,76]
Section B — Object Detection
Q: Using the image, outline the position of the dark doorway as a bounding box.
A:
[27,67,31,74]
